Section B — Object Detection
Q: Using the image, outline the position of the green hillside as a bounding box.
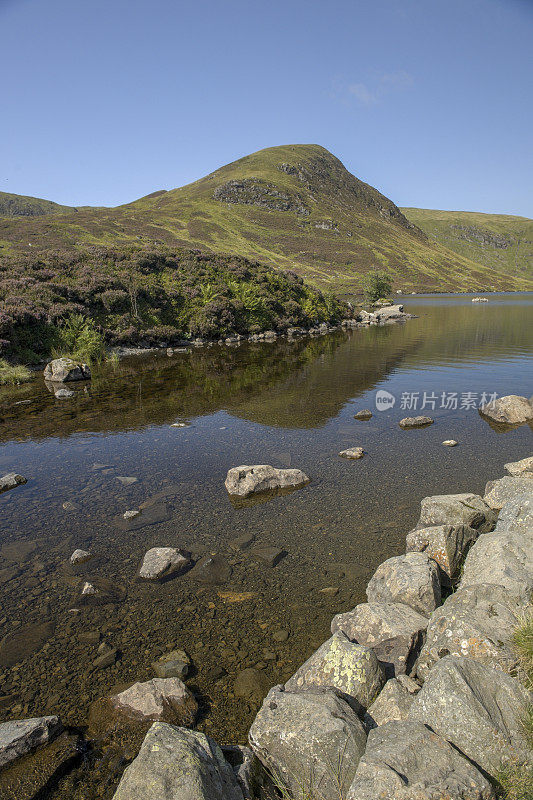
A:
[401,207,533,285]
[0,190,77,217]
[1,145,531,292]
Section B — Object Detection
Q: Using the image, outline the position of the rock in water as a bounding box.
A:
[479,394,533,425]
[111,678,197,726]
[442,439,458,446]
[408,655,532,776]
[152,650,191,679]
[224,464,309,497]
[0,716,63,768]
[339,447,365,459]
[249,686,366,799]
[138,547,191,580]
[43,357,91,382]
[0,473,27,494]
[505,456,533,476]
[347,720,495,800]
[366,553,441,616]
[112,723,244,800]
[353,409,372,420]
[398,416,434,428]
[69,549,92,565]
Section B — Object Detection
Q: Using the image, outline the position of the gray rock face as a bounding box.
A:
[112,723,244,800]
[138,547,191,580]
[285,632,385,712]
[496,491,533,534]
[347,720,495,800]
[0,716,63,768]
[460,528,533,602]
[0,473,27,494]
[225,464,309,497]
[483,475,533,510]
[249,686,366,799]
[366,553,441,616]
[414,492,496,532]
[43,357,91,382]
[405,524,479,584]
[331,602,428,677]
[112,678,198,726]
[415,584,522,679]
[409,656,532,775]
[364,677,420,729]
[398,416,434,428]
[505,455,533,476]
[479,394,533,424]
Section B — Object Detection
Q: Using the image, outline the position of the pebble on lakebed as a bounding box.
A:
[399,416,434,428]
[69,549,92,565]
[442,440,458,447]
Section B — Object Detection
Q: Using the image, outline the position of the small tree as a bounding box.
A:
[361,271,393,303]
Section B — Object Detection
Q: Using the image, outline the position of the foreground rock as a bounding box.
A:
[505,455,533,476]
[409,656,532,775]
[285,631,384,712]
[113,723,244,800]
[366,553,441,616]
[415,584,522,679]
[0,716,62,768]
[483,475,533,510]
[0,473,27,494]
[339,447,365,459]
[347,720,495,800]
[43,357,91,382]
[364,676,420,728]
[398,416,434,428]
[111,678,197,726]
[460,527,533,602]
[495,491,533,534]
[405,524,479,584]
[138,547,191,580]
[331,602,428,677]
[414,492,496,532]
[225,465,309,497]
[249,686,366,799]
[479,394,533,425]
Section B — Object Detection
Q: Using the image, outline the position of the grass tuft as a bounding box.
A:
[0,359,32,386]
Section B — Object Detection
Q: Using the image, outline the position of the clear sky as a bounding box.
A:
[1,0,532,215]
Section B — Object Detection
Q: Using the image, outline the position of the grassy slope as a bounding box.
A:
[402,207,533,285]
[0,145,531,292]
[0,190,79,217]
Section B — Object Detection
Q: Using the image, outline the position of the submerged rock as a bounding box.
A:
[110,678,197,726]
[69,549,92,565]
[152,649,191,680]
[43,357,91,382]
[0,716,63,769]
[138,547,191,581]
[224,464,309,497]
[233,669,271,702]
[0,473,27,494]
[366,553,441,616]
[479,394,533,425]
[398,416,434,428]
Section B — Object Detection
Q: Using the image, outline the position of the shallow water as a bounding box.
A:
[0,292,532,797]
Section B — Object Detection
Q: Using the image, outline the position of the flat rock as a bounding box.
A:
[505,455,533,476]
[409,655,532,776]
[229,533,255,550]
[347,720,495,800]
[398,416,434,428]
[483,475,533,510]
[442,439,458,446]
[69,549,92,565]
[189,554,232,584]
[284,631,385,713]
[479,394,533,425]
[354,409,372,420]
[0,473,27,494]
[116,476,138,486]
[495,491,533,534]
[331,602,428,677]
[112,723,243,800]
[112,678,197,726]
[339,447,365,459]
[0,716,63,769]
[249,686,366,799]
[233,669,270,702]
[225,464,309,497]
[460,527,533,602]
[43,357,91,383]
[366,553,441,616]
[116,502,172,530]
[76,576,127,605]
[250,546,286,567]
[414,492,496,532]
[138,547,191,581]
[405,524,479,585]
[364,676,420,729]
[415,583,523,680]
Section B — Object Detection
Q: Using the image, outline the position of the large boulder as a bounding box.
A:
[331,602,428,677]
[347,720,495,800]
[138,547,191,580]
[375,304,408,321]
[415,584,523,679]
[495,491,533,534]
[43,357,91,382]
[364,676,420,729]
[0,716,62,768]
[112,723,244,800]
[479,394,533,425]
[460,528,533,602]
[505,456,533,476]
[249,686,366,800]
[405,524,479,585]
[0,473,27,494]
[225,465,309,497]
[284,631,385,712]
[483,475,533,510]
[110,678,197,726]
[414,493,496,532]
[366,553,441,616]
[409,656,532,776]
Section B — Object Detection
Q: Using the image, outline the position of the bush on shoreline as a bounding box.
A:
[0,358,32,386]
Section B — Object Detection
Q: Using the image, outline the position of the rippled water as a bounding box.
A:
[0,292,532,797]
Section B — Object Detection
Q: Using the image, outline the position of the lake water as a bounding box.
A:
[0,292,532,798]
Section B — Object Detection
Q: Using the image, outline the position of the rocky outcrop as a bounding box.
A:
[0,716,63,768]
[224,464,309,497]
[479,394,533,424]
[249,686,366,799]
[112,723,244,800]
[138,547,191,580]
[43,357,91,382]
[483,475,533,510]
[347,720,495,800]
[0,473,27,494]
[413,492,496,532]
[213,178,310,216]
[366,553,441,616]
[405,524,479,584]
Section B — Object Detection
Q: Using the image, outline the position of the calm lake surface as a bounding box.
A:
[0,292,532,796]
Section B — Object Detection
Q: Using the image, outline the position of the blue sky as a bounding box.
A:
[1,0,532,215]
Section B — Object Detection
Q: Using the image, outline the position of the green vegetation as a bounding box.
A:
[0,190,76,218]
[0,359,32,386]
[1,145,530,293]
[361,271,393,302]
[52,314,107,364]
